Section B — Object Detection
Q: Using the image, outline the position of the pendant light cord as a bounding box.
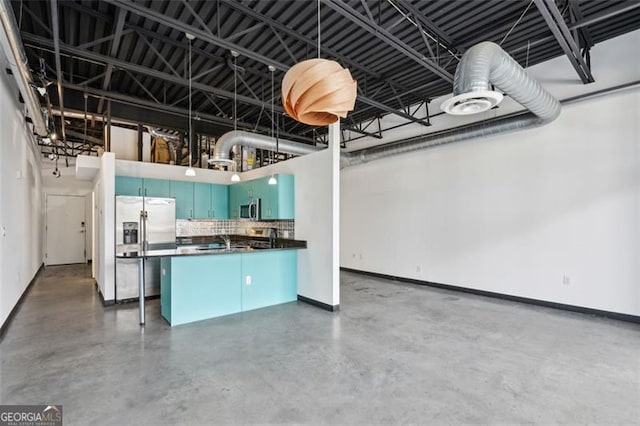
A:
[317,0,321,58]
[234,56,237,132]
[83,91,88,153]
[188,36,192,166]
[271,67,274,165]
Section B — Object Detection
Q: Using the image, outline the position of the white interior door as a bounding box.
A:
[46,194,86,265]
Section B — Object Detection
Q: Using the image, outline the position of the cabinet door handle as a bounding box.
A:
[212,210,215,218]
[138,188,141,196]
[190,209,193,218]
[144,188,148,196]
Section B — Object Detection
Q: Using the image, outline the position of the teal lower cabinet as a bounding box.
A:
[160,250,298,326]
[161,254,242,326]
[241,251,297,312]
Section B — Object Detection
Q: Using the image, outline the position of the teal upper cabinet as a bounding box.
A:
[143,178,171,198]
[259,174,294,220]
[193,182,212,219]
[170,181,194,219]
[229,184,242,219]
[115,176,143,196]
[269,174,294,219]
[228,174,294,220]
[193,183,229,219]
[211,184,229,219]
[115,176,171,198]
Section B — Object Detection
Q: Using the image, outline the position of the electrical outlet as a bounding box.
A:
[352,253,356,259]
[562,275,570,286]
[245,275,252,286]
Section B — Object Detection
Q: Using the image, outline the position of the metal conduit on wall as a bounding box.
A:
[0,0,48,136]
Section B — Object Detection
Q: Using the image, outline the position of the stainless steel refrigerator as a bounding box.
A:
[115,196,176,302]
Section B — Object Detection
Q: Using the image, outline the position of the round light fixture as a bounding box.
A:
[282,59,357,126]
[230,173,241,182]
[440,90,503,115]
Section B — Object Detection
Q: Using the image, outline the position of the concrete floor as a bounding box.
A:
[1,265,638,425]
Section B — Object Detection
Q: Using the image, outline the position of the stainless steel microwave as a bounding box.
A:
[240,198,261,220]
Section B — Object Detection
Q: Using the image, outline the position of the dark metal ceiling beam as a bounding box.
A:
[323,0,453,84]
[50,0,69,166]
[219,0,410,91]
[534,0,594,83]
[568,0,593,49]
[21,3,52,36]
[22,32,284,112]
[102,0,431,131]
[104,0,284,71]
[390,0,454,46]
[509,0,640,57]
[77,28,134,50]
[357,93,430,127]
[62,83,315,143]
[97,7,127,113]
[570,1,640,31]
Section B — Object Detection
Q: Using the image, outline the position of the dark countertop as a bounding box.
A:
[116,235,307,259]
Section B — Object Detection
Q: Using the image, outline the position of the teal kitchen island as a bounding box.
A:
[117,242,305,326]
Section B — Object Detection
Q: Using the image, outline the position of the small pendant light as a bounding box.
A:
[185,32,196,177]
[268,65,277,185]
[230,51,241,182]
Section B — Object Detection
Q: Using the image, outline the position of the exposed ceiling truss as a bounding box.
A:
[6,0,640,160]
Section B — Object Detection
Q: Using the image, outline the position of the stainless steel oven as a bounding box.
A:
[240,198,261,220]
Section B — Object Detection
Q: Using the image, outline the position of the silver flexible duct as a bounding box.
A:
[0,0,48,136]
[211,130,320,163]
[453,41,560,120]
[145,126,182,141]
[343,42,561,167]
[211,42,560,169]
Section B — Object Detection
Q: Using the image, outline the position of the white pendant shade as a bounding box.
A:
[268,175,277,185]
[231,173,241,182]
[282,58,357,126]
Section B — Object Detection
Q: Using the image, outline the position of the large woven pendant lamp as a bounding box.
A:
[281,0,357,126]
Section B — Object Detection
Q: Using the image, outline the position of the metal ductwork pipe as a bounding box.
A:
[0,0,48,136]
[343,41,561,167]
[145,126,182,141]
[210,130,321,164]
[210,42,560,169]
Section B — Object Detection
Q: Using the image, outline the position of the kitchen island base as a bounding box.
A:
[161,251,298,326]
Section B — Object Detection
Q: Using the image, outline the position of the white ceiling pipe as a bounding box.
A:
[0,0,48,136]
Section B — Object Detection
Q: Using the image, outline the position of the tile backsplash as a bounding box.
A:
[177,219,295,239]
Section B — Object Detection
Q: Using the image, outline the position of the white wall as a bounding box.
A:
[41,164,94,261]
[242,124,341,308]
[93,153,115,301]
[115,159,233,184]
[343,30,640,152]
[0,50,45,329]
[110,126,151,161]
[341,88,640,316]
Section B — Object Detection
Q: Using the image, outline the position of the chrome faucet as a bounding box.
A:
[220,234,231,250]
